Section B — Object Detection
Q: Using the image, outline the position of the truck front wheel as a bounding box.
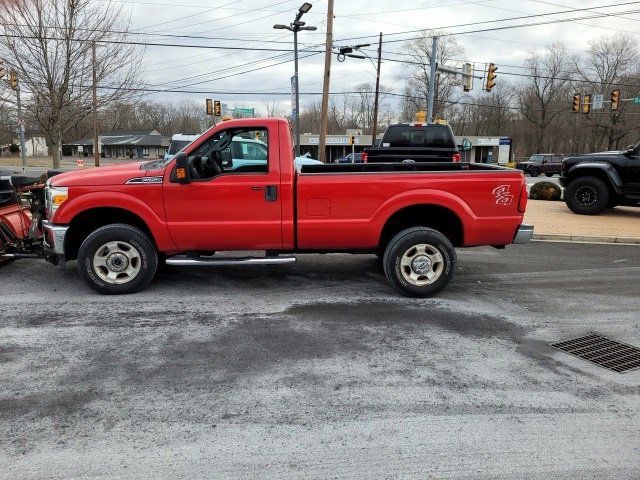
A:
[565,176,609,215]
[77,223,158,294]
[383,227,456,297]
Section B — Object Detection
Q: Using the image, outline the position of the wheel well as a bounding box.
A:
[64,207,154,261]
[379,204,463,251]
[567,169,616,194]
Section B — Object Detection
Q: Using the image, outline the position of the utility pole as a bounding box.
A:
[427,36,437,123]
[92,42,100,167]
[371,32,382,144]
[16,85,26,174]
[318,0,334,163]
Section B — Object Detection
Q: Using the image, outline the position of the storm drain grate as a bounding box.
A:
[552,334,640,373]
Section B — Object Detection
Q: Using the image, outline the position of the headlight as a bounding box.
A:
[46,184,68,219]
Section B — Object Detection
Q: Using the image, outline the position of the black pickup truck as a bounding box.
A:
[363,123,470,163]
[560,143,640,214]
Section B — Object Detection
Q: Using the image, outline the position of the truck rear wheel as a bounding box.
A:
[383,227,456,297]
[77,223,158,294]
[565,176,609,215]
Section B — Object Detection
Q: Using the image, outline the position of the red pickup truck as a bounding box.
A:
[40,118,532,296]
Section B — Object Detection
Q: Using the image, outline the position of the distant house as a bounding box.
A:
[25,136,49,157]
[65,130,170,159]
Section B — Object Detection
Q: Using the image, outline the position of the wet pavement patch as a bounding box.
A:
[552,334,640,373]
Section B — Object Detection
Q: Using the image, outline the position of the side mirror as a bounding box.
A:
[461,138,472,151]
[627,145,635,152]
[174,152,191,184]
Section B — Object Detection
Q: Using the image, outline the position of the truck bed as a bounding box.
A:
[299,162,508,174]
[295,162,526,250]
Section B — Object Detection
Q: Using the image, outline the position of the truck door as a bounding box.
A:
[162,126,283,251]
[624,146,640,194]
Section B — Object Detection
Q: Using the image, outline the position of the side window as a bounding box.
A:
[553,155,562,163]
[187,127,268,180]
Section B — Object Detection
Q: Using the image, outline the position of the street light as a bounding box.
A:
[274,3,317,156]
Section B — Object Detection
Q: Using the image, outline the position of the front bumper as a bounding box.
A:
[42,220,68,258]
[559,175,569,187]
[513,224,534,244]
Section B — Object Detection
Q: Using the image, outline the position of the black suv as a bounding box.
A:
[560,143,640,215]
[516,153,563,177]
[363,123,469,163]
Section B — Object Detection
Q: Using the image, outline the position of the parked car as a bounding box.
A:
[13,118,532,297]
[363,123,469,163]
[517,154,563,177]
[336,153,363,163]
[560,143,640,215]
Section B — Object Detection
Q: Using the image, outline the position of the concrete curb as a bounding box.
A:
[532,233,640,245]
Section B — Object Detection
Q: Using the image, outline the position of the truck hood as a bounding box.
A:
[49,162,151,187]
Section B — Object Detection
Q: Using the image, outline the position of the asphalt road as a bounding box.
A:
[1,242,639,479]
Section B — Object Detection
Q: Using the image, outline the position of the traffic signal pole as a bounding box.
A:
[371,33,382,143]
[92,42,100,167]
[427,37,437,123]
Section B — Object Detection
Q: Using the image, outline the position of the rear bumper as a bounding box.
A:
[42,220,68,259]
[513,224,534,244]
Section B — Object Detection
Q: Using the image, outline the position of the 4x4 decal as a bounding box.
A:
[492,185,514,205]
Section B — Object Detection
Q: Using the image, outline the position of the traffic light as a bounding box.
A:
[0,60,4,79]
[582,94,591,114]
[462,62,473,92]
[485,63,497,92]
[9,69,18,90]
[572,93,581,113]
[214,100,222,117]
[611,89,620,110]
[349,135,355,145]
[206,98,213,115]
[415,110,427,123]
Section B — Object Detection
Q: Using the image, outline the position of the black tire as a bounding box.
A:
[529,167,540,177]
[545,172,554,177]
[565,176,610,215]
[77,223,158,294]
[382,227,456,297]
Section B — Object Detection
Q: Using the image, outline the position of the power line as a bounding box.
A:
[333,1,640,43]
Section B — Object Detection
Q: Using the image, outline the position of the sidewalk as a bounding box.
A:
[525,200,640,244]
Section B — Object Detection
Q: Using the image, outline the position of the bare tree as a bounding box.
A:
[403,31,465,120]
[572,33,640,150]
[517,43,571,152]
[0,0,144,167]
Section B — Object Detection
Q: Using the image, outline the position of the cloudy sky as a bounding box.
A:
[121,0,639,115]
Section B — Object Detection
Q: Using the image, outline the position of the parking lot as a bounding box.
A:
[1,241,639,479]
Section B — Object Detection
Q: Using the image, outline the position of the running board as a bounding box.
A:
[165,255,296,266]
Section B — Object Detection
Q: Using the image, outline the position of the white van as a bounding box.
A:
[164,134,201,161]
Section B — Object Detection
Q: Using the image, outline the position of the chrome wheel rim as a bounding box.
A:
[93,241,141,284]
[400,243,444,286]
[575,185,598,207]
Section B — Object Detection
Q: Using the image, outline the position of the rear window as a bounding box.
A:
[382,125,455,148]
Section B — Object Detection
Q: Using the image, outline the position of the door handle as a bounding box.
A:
[264,185,277,202]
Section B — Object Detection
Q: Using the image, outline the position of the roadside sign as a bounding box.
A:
[593,94,604,110]
[634,96,640,104]
[76,158,85,168]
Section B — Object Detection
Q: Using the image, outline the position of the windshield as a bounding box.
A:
[168,140,191,155]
